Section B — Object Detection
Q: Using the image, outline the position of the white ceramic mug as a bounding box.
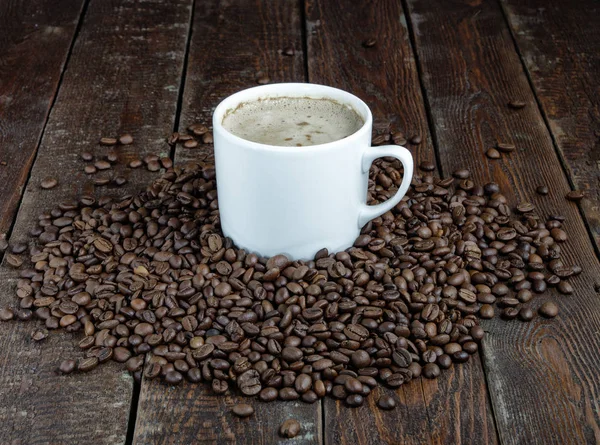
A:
[213,83,414,260]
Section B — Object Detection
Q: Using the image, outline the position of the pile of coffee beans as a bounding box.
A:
[0,151,578,411]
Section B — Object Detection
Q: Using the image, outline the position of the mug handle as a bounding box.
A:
[358,145,414,228]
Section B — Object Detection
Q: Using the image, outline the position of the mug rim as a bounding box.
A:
[213,82,373,152]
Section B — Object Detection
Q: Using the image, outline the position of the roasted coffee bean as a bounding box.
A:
[59,359,76,374]
[508,100,526,109]
[41,177,58,189]
[99,137,117,146]
[496,143,516,153]
[417,362,438,379]
[539,302,559,318]
[377,394,397,410]
[0,307,14,321]
[280,419,301,438]
[78,357,99,372]
[486,148,501,159]
[238,369,262,395]
[565,190,584,202]
[536,185,549,196]
[4,152,573,411]
[518,307,534,321]
[119,134,134,145]
[232,404,254,418]
[362,38,377,48]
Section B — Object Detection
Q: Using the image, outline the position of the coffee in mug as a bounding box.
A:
[221,96,365,147]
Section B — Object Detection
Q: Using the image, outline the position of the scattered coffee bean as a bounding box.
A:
[147,160,161,172]
[202,132,213,144]
[565,190,584,202]
[539,302,559,318]
[183,139,199,149]
[78,357,99,372]
[256,75,270,85]
[81,152,93,161]
[518,307,534,321]
[496,143,515,153]
[129,159,143,168]
[59,359,76,374]
[0,307,14,321]
[0,134,577,412]
[31,328,48,341]
[410,135,422,144]
[99,137,117,146]
[84,165,97,174]
[106,152,118,163]
[113,176,128,186]
[282,46,295,56]
[508,100,526,109]
[536,185,549,195]
[486,148,501,159]
[40,177,58,189]
[118,134,134,145]
[6,254,23,268]
[377,394,397,410]
[94,160,111,170]
[362,38,377,48]
[188,124,208,136]
[419,161,435,172]
[280,419,301,438]
[232,404,254,418]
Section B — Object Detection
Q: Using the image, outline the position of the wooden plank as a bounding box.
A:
[133,1,317,444]
[306,1,497,444]
[0,0,192,443]
[0,0,85,237]
[174,0,306,165]
[500,0,600,253]
[404,0,600,443]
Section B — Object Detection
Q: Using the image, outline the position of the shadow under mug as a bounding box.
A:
[213,83,414,260]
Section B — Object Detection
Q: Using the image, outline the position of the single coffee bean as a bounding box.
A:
[232,403,254,418]
[518,307,534,321]
[165,370,183,385]
[496,143,516,153]
[84,165,97,174]
[346,394,364,407]
[536,185,549,195]
[119,134,134,145]
[183,139,199,149]
[59,359,76,374]
[486,148,501,159]
[41,178,58,189]
[94,160,111,170]
[78,357,99,372]
[6,254,23,268]
[81,152,93,161]
[565,190,584,202]
[508,100,526,109]
[362,38,377,48]
[256,75,270,85]
[0,307,14,321]
[479,304,494,319]
[99,137,117,146]
[539,302,559,318]
[422,363,441,379]
[377,394,397,410]
[419,161,435,172]
[282,46,295,56]
[129,159,143,168]
[280,419,301,438]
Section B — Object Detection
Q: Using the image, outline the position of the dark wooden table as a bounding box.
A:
[0,0,599,444]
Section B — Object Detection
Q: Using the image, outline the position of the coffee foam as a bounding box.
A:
[222,96,364,147]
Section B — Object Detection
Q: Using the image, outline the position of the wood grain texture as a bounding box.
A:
[0,0,192,443]
[405,0,600,443]
[500,0,600,253]
[134,381,321,445]
[174,0,306,165]
[134,1,318,444]
[0,0,85,237]
[306,1,497,444]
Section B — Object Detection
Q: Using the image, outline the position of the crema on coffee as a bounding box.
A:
[222,96,364,147]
